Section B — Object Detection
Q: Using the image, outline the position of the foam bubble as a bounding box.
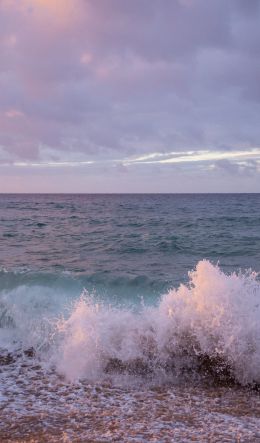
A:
[54,261,260,385]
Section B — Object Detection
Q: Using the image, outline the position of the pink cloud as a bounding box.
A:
[0,0,259,188]
[5,109,24,118]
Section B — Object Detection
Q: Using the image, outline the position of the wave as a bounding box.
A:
[0,260,260,387]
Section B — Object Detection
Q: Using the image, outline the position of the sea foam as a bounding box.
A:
[53,260,260,385]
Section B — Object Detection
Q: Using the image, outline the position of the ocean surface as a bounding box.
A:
[0,193,260,442]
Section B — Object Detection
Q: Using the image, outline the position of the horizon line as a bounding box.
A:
[0,192,260,195]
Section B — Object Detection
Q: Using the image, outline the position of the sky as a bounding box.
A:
[0,0,260,193]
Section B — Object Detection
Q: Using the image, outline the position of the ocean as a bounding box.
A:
[0,193,260,442]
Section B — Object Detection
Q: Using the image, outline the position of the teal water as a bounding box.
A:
[1,193,260,303]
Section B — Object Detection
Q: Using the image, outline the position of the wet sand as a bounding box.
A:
[0,352,259,442]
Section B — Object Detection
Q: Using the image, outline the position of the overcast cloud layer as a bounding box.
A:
[0,0,260,192]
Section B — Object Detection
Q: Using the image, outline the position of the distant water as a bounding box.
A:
[0,194,260,441]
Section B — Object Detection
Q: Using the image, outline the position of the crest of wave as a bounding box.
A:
[54,260,260,385]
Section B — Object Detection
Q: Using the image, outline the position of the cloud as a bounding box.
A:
[213,158,260,177]
[0,0,260,191]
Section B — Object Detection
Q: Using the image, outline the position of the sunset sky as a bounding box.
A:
[0,0,260,192]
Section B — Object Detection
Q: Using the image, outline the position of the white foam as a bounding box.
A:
[0,284,69,351]
[53,261,260,385]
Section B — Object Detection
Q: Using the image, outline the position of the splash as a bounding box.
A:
[54,261,260,385]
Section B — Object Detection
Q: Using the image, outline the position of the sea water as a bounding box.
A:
[0,194,259,441]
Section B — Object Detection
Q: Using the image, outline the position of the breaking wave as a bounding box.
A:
[0,260,260,387]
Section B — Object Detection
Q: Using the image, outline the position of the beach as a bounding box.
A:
[0,194,260,441]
